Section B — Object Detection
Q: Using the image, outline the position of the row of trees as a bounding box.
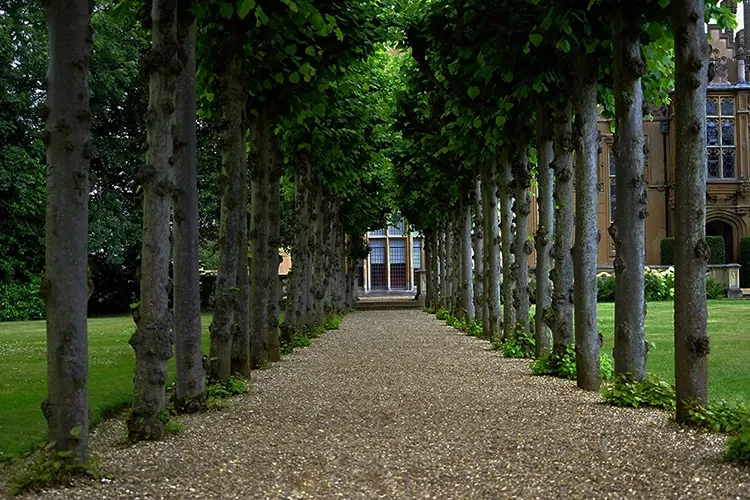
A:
[394,0,732,421]
[39,0,398,462]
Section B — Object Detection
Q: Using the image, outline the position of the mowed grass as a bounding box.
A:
[597,300,750,404]
[2,302,750,457]
[0,314,212,459]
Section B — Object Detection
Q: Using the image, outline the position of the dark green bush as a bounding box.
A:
[724,425,750,464]
[686,400,750,434]
[531,344,614,381]
[601,373,676,411]
[706,276,726,299]
[707,236,726,265]
[740,237,750,287]
[660,237,675,265]
[597,273,616,302]
[0,278,45,321]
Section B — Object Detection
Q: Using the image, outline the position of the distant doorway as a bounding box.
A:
[706,220,734,263]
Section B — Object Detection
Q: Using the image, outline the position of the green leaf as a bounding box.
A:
[255,5,268,25]
[467,86,480,99]
[473,117,482,128]
[285,44,297,55]
[219,2,233,19]
[70,424,83,437]
[556,39,571,53]
[529,33,543,47]
[236,0,255,19]
[312,103,326,116]
[495,116,507,127]
[289,72,301,84]
[305,46,316,56]
[57,450,74,457]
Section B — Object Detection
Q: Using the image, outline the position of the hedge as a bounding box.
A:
[660,237,675,265]
[0,279,45,321]
[661,236,725,265]
[741,237,750,287]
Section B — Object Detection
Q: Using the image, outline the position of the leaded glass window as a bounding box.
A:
[707,96,736,179]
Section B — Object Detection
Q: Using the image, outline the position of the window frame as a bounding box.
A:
[706,94,737,181]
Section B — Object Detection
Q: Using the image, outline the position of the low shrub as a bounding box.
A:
[0,278,45,321]
[601,373,676,411]
[645,267,673,301]
[493,331,536,359]
[205,375,249,400]
[323,314,342,330]
[597,272,616,302]
[724,425,750,464]
[686,400,750,434]
[10,447,104,496]
[435,308,450,320]
[706,276,726,299]
[531,344,614,381]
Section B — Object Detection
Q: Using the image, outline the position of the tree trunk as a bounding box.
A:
[439,228,447,308]
[481,159,501,340]
[266,134,282,362]
[551,101,575,355]
[429,229,440,309]
[535,103,554,358]
[208,23,244,383]
[461,195,475,322]
[42,0,92,460]
[230,172,250,378]
[450,216,462,316]
[610,2,648,381]
[498,153,516,341]
[128,0,179,441]
[672,0,709,421]
[311,182,326,326]
[472,176,484,328]
[250,107,273,368]
[444,222,454,312]
[281,169,302,343]
[512,139,532,339]
[572,51,602,392]
[173,5,205,410]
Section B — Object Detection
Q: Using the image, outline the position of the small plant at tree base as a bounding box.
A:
[686,400,750,434]
[724,424,750,464]
[466,322,483,337]
[10,429,105,496]
[601,373,676,411]
[493,331,536,359]
[323,314,342,330]
[293,335,312,349]
[531,344,614,381]
[305,325,326,339]
[423,307,436,314]
[205,375,249,400]
[435,308,450,320]
[164,420,185,435]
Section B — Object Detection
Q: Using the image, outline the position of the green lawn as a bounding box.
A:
[1,302,749,457]
[597,301,750,405]
[0,314,213,459]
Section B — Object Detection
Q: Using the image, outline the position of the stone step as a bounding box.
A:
[354,300,422,311]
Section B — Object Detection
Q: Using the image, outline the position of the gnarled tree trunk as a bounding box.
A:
[481,159,501,340]
[498,153,516,341]
[208,23,245,383]
[551,101,575,356]
[230,169,250,378]
[610,2,648,381]
[472,176,485,329]
[535,103,554,358]
[266,134,282,362]
[461,195,474,322]
[672,0,709,422]
[128,0,179,440]
[42,0,92,460]
[572,50,602,392]
[173,4,205,410]
[250,106,273,368]
[512,139,532,339]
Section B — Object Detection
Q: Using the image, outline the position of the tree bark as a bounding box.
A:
[450,215,462,316]
[208,23,245,383]
[230,169,250,378]
[444,221,454,312]
[672,0,709,421]
[535,103,554,358]
[481,159,501,340]
[610,2,648,381]
[551,101,575,355]
[173,4,205,410]
[461,195,475,322]
[311,182,326,326]
[439,228,447,309]
[128,0,179,440]
[266,134,282,362]
[250,107,272,368]
[512,139,532,339]
[572,51,602,391]
[498,153,516,341]
[42,0,92,460]
[472,175,485,328]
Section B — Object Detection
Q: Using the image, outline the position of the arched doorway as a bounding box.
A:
[706,220,734,263]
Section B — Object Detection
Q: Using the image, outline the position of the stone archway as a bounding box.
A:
[706,219,735,263]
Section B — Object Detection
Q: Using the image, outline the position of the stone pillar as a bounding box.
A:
[744,0,750,81]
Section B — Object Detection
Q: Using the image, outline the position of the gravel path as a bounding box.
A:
[26,310,750,499]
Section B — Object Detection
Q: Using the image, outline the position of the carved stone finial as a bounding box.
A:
[709,48,731,85]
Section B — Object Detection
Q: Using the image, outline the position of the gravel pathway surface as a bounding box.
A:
[25,310,750,499]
